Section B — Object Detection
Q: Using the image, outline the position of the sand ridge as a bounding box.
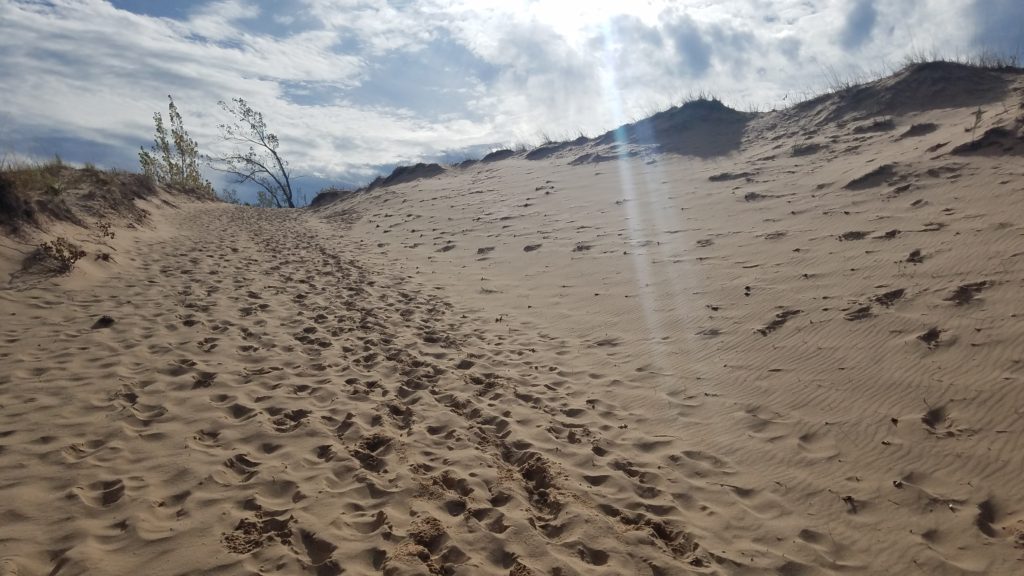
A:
[314,66,1024,574]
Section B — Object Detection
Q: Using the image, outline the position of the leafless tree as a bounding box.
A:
[208,98,295,208]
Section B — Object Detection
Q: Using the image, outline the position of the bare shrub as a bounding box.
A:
[39,237,86,273]
[97,221,115,239]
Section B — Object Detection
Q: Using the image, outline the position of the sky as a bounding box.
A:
[1,0,1022,202]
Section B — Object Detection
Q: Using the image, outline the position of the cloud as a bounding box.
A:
[663,13,713,77]
[839,0,878,50]
[299,0,441,54]
[970,0,1024,59]
[777,36,802,61]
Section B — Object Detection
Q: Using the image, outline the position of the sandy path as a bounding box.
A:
[1,204,723,576]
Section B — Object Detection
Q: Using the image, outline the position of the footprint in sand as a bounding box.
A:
[72,478,125,508]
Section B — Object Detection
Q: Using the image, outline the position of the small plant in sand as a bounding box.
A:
[218,187,242,205]
[97,221,115,239]
[969,107,985,143]
[46,179,65,195]
[39,236,86,273]
[254,189,277,208]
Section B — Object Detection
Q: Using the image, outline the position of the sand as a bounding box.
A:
[2,62,1024,575]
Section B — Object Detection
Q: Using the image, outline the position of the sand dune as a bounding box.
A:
[3,62,1024,574]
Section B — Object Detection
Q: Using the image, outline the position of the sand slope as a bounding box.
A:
[3,63,1024,575]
